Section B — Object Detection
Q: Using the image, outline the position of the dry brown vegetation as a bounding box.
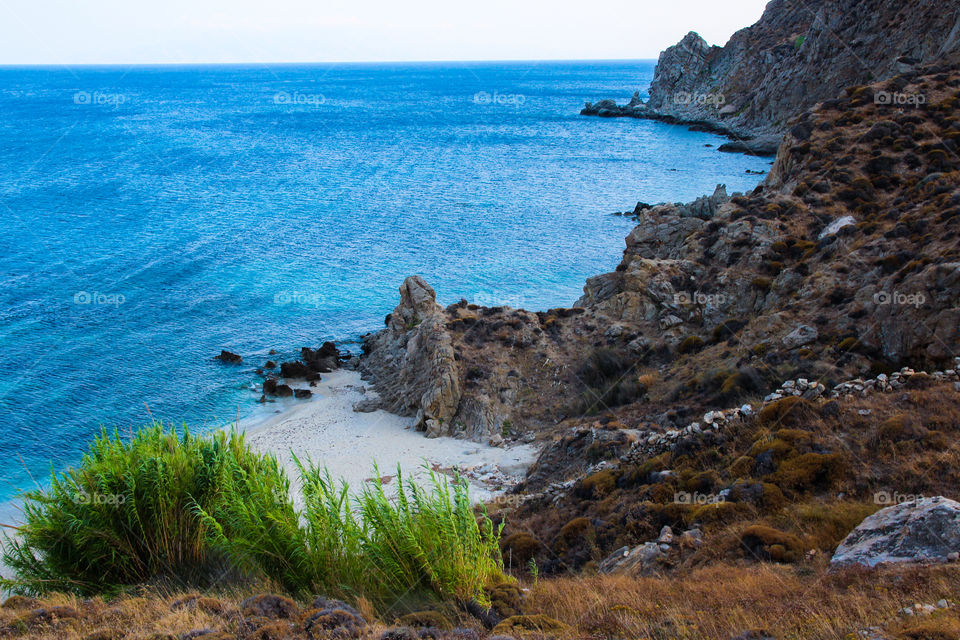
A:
[4,564,960,639]
[500,379,960,576]
[528,563,960,640]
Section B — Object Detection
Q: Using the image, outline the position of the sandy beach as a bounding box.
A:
[241,369,540,506]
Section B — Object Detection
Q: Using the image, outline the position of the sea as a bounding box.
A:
[0,60,770,514]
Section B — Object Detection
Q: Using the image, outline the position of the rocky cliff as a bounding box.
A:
[582,0,960,153]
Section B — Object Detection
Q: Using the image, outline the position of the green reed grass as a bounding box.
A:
[3,424,506,613]
[2,423,288,595]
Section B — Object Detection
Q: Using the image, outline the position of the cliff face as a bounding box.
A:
[361,63,960,452]
[584,0,960,147]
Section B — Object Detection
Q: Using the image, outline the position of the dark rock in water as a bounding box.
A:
[717,139,780,156]
[268,349,277,355]
[294,389,312,399]
[214,350,242,364]
[264,360,277,369]
[263,378,296,397]
[280,361,320,380]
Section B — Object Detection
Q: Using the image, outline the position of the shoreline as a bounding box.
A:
[238,369,540,507]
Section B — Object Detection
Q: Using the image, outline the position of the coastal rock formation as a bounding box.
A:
[831,497,960,567]
[583,0,960,144]
[360,276,464,438]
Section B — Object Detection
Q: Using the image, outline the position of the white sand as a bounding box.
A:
[242,369,540,506]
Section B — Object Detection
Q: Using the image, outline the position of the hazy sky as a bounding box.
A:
[0,0,771,65]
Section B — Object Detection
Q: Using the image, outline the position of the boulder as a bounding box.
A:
[782,324,818,349]
[831,496,960,568]
[598,541,663,575]
[360,276,464,438]
[280,361,319,380]
[214,350,242,364]
[302,342,339,372]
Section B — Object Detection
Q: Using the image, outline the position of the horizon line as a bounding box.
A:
[0,57,658,69]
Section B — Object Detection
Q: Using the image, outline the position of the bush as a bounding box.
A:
[740,525,804,563]
[678,336,705,354]
[210,461,506,611]
[756,397,817,428]
[4,426,508,614]
[2,424,287,595]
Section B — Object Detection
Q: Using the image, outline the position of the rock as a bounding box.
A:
[214,350,242,364]
[360,277,469,438]
[657,525,674,545]
[582,0,958,143]
[301,342,339,372]
[294,389,312,399]
[264,360,277,369]
[831,496,960,567]
[279,361,319,380]
[598,541,663,575]
[819,216,856,240]
[782,325,818,349]
[274,384,294,398]
[717,138,781,156]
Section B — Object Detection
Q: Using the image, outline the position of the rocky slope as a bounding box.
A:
[358,61,960,583]
[582,0,960,153]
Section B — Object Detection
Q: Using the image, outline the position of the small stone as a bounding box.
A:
[948,552,959,562]
[937,599,949,609]
[657,526,674,544]
[858,409,871,416]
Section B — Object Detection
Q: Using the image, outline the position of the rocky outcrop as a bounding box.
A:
[360,276,463,438]
[583,0,960,143]
[214,350,242,364]
[831,497,960,567]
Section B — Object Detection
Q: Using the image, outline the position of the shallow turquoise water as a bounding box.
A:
[0,61,769,508]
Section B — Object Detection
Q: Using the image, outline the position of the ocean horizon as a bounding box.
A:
[0,59,770,513]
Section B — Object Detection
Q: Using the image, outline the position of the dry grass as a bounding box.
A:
[527,562,960,640]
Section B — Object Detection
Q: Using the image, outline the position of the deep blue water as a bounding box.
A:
[0,61,769,510]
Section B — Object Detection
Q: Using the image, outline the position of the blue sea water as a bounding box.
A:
[0,60,770,511]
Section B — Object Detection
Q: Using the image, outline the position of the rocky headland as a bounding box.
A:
[582,0,960,155]
[355,16,960,610]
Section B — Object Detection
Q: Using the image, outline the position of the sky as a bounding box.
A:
[0,0,772,65]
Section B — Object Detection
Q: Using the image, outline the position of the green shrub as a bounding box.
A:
[2,424,288,595]
[4,426,507,614]
[208,460,506,611]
